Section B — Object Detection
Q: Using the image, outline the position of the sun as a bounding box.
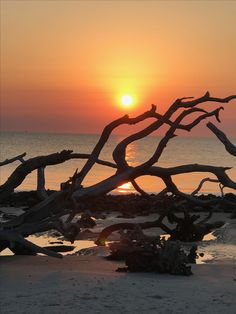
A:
[121,95,133,107]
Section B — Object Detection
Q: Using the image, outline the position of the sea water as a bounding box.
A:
[1,131,236,194]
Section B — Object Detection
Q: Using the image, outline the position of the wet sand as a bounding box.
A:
[1,210,236,313]
[0,255,236,314]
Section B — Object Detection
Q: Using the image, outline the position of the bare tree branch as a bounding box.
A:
[175,92,236,108]
[0,152,26,166]
[191,177,220,195]
[1,93,236,257]
[95,216,173,246]
[0,230,62,258]
[0,150,117,200]
[207,122,236,156]
[72,105,158,188]
[135,107,224,172]
[130,179,151,199]
[148,164,235,188]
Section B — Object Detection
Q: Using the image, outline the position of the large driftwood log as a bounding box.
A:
[95,211,224,245]
[0,150,116,201]
[0,230,62,258]
[0,92,236,257]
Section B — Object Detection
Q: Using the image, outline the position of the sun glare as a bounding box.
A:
[119,182,131,190]
[121,95,133,107]
[117,182,132,193]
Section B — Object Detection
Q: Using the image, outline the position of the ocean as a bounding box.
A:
[1,131,236,194]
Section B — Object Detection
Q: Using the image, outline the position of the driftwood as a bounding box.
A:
[37,167,48,200]
[0,230,62,258]
[0,152,26,166]
[207,122,236,156]
[107,227,195,275]
[0,92,236,257]
[0,150,116,201]
[95,210,224,245]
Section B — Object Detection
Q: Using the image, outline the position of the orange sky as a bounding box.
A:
[1,0,236,136]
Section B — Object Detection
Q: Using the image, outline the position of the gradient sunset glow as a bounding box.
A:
[1,1,236,135]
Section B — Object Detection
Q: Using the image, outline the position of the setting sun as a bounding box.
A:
[117,182,133,193]
[121,95,133,107]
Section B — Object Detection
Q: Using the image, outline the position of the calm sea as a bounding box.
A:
[1,131,236,194]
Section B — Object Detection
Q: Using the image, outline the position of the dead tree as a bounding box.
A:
[207,122,236,156]
[0,150,115,200]
[0,92,236,257]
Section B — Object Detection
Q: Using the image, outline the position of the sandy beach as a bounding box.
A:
[1,214,236,314]
[0,255,236,314]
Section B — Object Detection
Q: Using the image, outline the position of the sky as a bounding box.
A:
[1,0,236,136]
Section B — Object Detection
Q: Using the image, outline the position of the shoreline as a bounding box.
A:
[1,191,236,214]
[1,208,236,262]
[1,199,236,313]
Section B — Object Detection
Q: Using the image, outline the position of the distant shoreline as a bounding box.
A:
[2,129,236,139]
[1,190,235,215]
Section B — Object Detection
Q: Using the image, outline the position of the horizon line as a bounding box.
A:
[1,129,235,140]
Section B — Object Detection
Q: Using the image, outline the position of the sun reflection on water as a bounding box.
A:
[117,182,133,194]
[126,142,136,166]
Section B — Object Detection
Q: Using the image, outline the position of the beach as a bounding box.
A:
[1,210,236,314]
[1,0,236,313]
[1,256,236,314]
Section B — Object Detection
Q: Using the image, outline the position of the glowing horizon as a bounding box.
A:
[1,1,236,136]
